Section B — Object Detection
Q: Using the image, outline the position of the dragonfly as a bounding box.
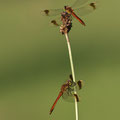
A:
[41,0,97,27]
[49,74,83,115]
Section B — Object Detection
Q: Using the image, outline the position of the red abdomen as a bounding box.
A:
[72,12,86,26]
[49,91,63,115]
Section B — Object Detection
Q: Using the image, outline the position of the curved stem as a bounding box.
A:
[65,33,79,120]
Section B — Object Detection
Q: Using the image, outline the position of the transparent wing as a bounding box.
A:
[72,0,90,8]
[50,20,61,26]
[50,15,62,26]
[41,8,63,16]
[73,2,97,16]
[62,88,80,102]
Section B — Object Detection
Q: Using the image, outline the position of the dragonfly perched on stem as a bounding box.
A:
[49,74,83,115]
[41,0,97,30]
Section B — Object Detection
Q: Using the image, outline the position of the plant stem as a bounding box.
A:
[65,33,79,120]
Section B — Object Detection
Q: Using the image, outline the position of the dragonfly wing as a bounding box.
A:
[62,89,75,102]
[73,2,97,16]
[72,0,90,8]
[76,80,83,90]
[74,94,80,102]
[41,8,63,16]
[51,19,60,26]
[62,88,80,102]
[50,15,62,26]
[69,74,73,81]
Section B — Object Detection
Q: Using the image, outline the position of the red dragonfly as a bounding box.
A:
[41,0,97,26]
[49,74,83,115]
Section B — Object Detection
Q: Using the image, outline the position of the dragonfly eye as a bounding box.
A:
[64,6,67,10]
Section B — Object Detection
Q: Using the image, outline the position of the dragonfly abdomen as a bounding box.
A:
[71,12,86,26]
[49,91,63,115]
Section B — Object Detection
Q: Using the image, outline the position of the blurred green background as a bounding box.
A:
[0,0,120,120]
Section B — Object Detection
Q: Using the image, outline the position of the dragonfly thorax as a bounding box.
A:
[64,6,73,14]
[61,84,69,92]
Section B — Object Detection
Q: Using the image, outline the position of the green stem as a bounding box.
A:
[65,33,79,120]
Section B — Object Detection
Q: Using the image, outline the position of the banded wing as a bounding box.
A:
[73,2,97,17]
[69,74,83,90]
[41,8,63,16]
[62,88,80,102]
[50,16,62,26]
[41,8,63,26]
